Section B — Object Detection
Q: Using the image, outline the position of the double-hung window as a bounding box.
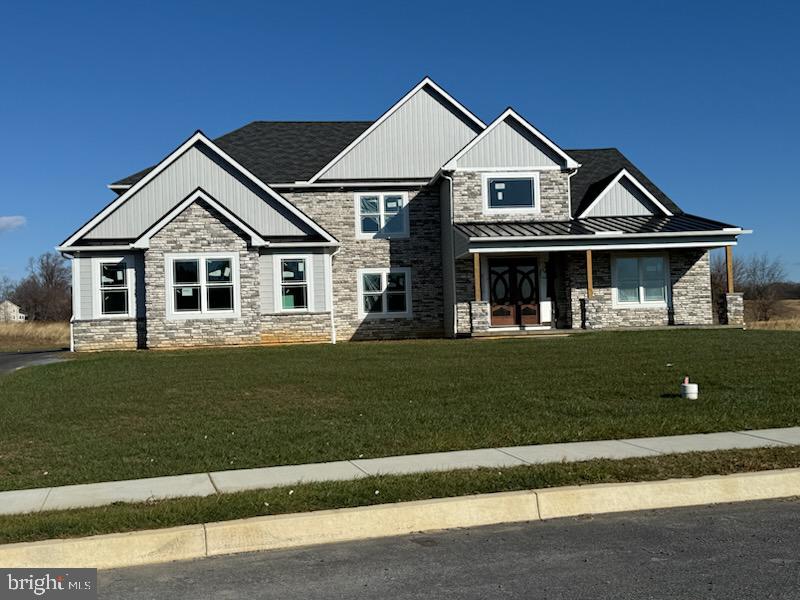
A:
[277,257,311,311]
[356,192,409,239]
[167,253,238,318]
[99,260,129,315]
[612,255,669,307]
[358,268,412,318]
[482,172,540,214]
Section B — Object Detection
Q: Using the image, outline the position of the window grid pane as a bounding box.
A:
[207,286,234,311]
[174,260,199,284]
[175,286,201,311]
[359,194,406,236]
[101,263,126,288]
[206,259,232,283]
[102,290,128,314]
[282,285,308,310]
[281,259,306,283]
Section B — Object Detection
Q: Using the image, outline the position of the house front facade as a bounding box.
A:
[59,78,748,351]
[0,300,26,322]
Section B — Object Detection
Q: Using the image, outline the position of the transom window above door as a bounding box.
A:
[355,192,409,239]
[482,172,540,214]
[165,253,239,319]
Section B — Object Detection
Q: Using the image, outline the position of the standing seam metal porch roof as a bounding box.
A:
[455,214,741,240]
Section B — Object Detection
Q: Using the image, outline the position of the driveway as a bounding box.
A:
[101,498,800,599]
[0,351,68,375]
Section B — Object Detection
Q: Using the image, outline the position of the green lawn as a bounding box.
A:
[1,330,799,492]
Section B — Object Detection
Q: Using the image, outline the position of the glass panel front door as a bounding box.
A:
[488,259,540,327]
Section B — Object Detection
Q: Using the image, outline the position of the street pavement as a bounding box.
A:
[0,351,66,376]
[100,498,800,599]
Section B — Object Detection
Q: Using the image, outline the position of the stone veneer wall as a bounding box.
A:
[451,170,571,223]
[565,249,713,329]
[282,186,444,340]
[261,312,332,344]
[722,292,744,326]
[72,318,145,351]
[144,201,262,349]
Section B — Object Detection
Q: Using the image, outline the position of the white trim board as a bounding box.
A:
[443,108,579,170]
[61,131,338,250]
[306,77,486,184]
[577,169,673,218]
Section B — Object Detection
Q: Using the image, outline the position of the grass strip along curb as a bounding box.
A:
[0,446,798,553]
[1,462,799,570]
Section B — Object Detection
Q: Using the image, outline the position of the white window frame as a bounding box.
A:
[273,254,315,313]
[356,267,413,319]
[611,253,671,309]
[481,171,541,215]
[94,256,136,319]
[165,252,240,320]
[354,192,410,240]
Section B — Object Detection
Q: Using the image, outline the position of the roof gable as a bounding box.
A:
[61,132,336,250]
[580,170,669,218]
[445,108,579,170]
[567,148,682,218]
[309,78,485,182]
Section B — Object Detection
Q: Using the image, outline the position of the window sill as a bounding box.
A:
[358,312,413,320]
[481,207,540,216]
[166,311,240,321]
[611,302,669,310]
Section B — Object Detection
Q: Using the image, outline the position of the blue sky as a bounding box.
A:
[0,0,798,279]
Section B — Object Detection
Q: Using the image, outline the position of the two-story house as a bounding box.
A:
[58,78,748,351]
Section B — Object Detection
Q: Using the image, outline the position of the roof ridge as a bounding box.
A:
[247,120,375,124]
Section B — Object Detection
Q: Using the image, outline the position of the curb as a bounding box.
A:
[1,467,798,570]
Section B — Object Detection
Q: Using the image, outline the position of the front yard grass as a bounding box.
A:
[1,329,799,492]
[1,446,799,545]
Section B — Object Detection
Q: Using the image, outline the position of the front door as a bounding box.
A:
[488,259,540,327]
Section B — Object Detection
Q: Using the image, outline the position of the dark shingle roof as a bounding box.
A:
[112,121,373,186]
[455,214,738,239]
[565,148,682,218]
[112,124,683,222]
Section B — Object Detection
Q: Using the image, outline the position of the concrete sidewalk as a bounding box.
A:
[3,427,799,516]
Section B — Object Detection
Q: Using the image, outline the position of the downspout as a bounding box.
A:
[327,247,340,344]
[442,173,457,338]
[61,251,76,352]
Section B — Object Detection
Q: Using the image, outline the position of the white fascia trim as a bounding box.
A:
[131,189,267,249]
[64,131,338,248]
[465,240,738,255]
[271,180,428,189]
[107,184,132,191]
[306,77,487,184]
[577,169,673,218]
[268,241,339,248]
[57,244,133,252]
[443,108,580,170]
[467,228,747,243]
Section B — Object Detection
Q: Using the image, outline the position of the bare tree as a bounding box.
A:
[0,275,14,301]
[9,252,71,321]
[741,253,787,321]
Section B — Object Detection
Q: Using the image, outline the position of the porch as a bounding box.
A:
[451,215,748,336]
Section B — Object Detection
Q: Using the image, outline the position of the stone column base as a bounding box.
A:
[722,292,744,326]
[470,301,491,332]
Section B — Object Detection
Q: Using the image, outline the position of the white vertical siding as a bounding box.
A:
[584,178,659,217]
[320,85,481,180]
[78,256,93,318]
[85,145,312,240]
[457,118,565,169]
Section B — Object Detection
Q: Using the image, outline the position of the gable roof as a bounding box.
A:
[112,121,373,187]
[576,168,672,218]
[61,131,338,250]
[307,77,486,183]
[566,148,682,219]
[444,108,579,170]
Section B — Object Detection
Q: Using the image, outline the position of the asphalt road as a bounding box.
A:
[100,499,800,599]
[0,351,66,375]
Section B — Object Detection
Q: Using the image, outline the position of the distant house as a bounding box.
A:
[0,300,26,322]
[59,77,749,352]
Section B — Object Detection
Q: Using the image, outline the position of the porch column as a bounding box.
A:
[473,253,482,301]
[725,246,735,293]
[586,250,594,299]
